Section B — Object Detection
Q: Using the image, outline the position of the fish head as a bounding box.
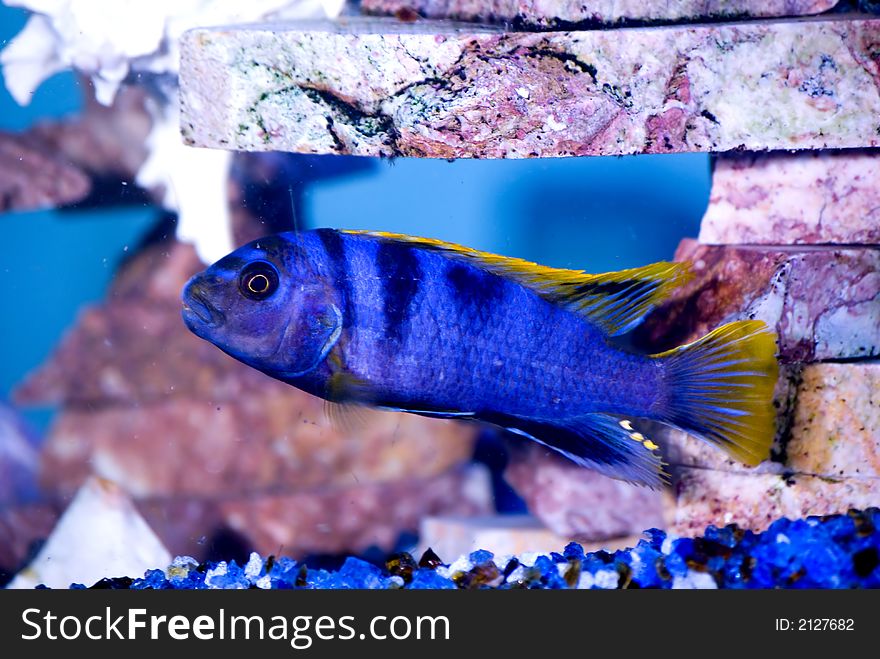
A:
[182,234,343,378]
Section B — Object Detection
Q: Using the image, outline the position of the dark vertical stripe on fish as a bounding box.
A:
[315,229,355,328]
[376,239,421,344]
[445,260,504,317]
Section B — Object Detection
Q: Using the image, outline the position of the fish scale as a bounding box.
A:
[359,249,623,417]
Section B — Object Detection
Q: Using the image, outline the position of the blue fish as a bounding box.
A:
[182,229,778,486]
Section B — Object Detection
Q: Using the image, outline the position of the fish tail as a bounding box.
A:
[653,320,779,466]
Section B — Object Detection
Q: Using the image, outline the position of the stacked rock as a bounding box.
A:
[175,1,879,544]
[636,150,880,535]
[13,220,487,563]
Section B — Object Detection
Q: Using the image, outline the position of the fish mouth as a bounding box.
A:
[182,285,225,328]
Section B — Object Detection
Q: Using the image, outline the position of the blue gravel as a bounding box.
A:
[89,508,879,589]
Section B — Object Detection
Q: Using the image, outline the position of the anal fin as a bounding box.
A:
[497,413,668,488]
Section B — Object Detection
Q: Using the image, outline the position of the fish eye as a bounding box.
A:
[239,261,279,300]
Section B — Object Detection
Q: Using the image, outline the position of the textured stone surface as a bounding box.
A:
[180,16,880,158]
[635,240,880,362]
[38,397,475,499]
[504,446,671,540]
[219,465,493,557]
[662,427,788,476]
[672,467,880,535]
[418,514,640,561]
[700,150,880,245]
[667,362,880,536]
[363,0,839,28]
[787,362,880,479]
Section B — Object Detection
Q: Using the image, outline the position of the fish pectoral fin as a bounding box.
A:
[343,230,689,336]
[325,401,475,434]
[500,413,668,488]
[322,352,381,434]
[323,400,377,435]
[325,349,374,399]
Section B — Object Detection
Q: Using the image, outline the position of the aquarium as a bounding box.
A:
[0,0,878,600]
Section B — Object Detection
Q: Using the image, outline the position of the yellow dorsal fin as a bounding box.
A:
[557,261,693,335]
[343,230,691,336]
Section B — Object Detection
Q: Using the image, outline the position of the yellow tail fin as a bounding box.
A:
[653,320,779,466]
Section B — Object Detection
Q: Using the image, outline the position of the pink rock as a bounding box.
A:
[700,150,880,245]
[504,446,670,540]
[0,132,90,211]
[786,362,880,479]
[136,498,224,560]
[109,240,204,306]
[219,466,492,557]
[38,397,476,499]
[362,0,840,27]
[0,85,153,213]
[135,466,491,559]
[636,240,880,362]
[180,16,880,158]
[15,300,286,406]
[671,467,880,535]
